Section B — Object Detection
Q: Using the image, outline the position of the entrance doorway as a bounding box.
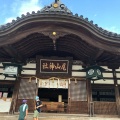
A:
[38,88,68,102]
[38,88,68,103]
[38,88,68,113]
[0,85,13,98]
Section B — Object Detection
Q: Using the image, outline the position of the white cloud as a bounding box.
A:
[105,26,120,34]
[4,0,43,24]
[18,0,42,16]
[94,14,97,17]
[5,17,15,24]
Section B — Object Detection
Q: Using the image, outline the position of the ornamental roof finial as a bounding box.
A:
[40,0,72,14]
[55,0,60,3]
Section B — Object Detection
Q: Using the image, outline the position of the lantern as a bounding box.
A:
[86,65,105,80]
[2,63,22,79]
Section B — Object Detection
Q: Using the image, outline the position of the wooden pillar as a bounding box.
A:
[9,77,21,114]
[35,78,38,96]
[112,68,120,116]
[87,79,92,115]
[68,81,71,113]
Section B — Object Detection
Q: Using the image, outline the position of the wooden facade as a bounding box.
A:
[0,0,120,116]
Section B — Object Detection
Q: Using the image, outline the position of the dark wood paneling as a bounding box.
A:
[9,79,20,114]
[68,101,88,114]
[15,99,34,112]
[94,101,117,115]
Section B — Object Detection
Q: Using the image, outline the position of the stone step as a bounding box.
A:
[0,113,119,120]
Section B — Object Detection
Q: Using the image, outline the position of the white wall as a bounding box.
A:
[0,62,120,85]
[0,63,36,80]
[71,65,114,84]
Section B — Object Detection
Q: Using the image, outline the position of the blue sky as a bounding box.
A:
[0,0,120,34]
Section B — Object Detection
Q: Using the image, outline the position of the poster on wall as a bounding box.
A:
[49,79,58,88]
[0,92,2,98]
[58,79,68,89]
[38,79,68,89]
[39,79,50,88]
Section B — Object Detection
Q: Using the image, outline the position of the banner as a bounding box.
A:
[39,79,68,89]
[50,79,58,88]
[58,79,68,88]
[39,79,50,88]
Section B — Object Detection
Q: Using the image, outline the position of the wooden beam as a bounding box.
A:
[3,45,26,63]
[98,62,120,67]
[0,81,14,85]
[95,49,104,60]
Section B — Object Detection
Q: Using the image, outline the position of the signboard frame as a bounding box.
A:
[36,56,73,77]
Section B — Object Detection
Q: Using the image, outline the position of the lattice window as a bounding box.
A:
[70,81,87,101]
[18,79,37,99]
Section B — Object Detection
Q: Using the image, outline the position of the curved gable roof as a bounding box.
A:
[0,0,120,66]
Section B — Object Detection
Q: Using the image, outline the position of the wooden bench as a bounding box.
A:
[42,101,64,112]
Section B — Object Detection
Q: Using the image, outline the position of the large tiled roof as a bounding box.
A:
[0,0,120,66]
[0,0,120,38]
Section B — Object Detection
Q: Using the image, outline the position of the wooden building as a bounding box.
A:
[0,0,120,115]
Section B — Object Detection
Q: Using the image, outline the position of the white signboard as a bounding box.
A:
[50,79,58,88]
[58,80,68,89]
[39,79,50,88]
[39,79,68,89]
[3,92,8,98]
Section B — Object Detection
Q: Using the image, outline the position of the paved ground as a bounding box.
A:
[0,113,120,120]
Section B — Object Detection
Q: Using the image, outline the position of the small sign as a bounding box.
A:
[39,79,50,88]
[50,79,58,88]
[3,92,8,98]
[58,80,68,89]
